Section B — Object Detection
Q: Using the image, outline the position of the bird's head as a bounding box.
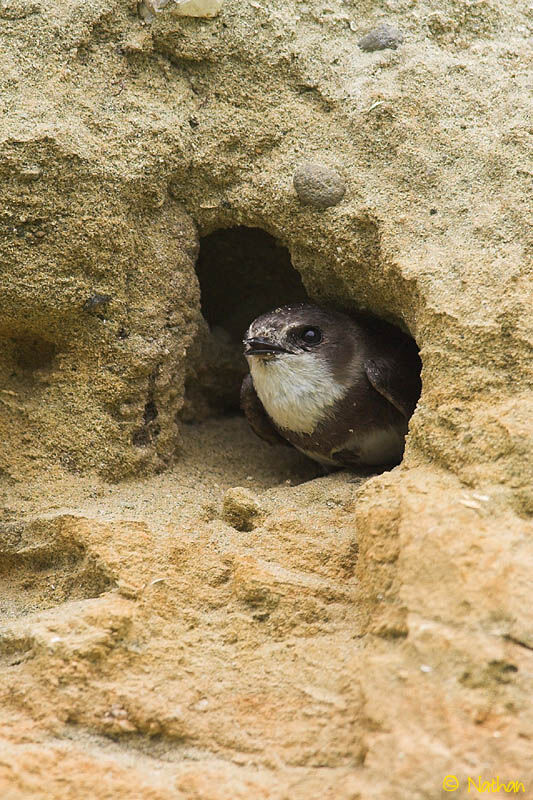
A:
[242,304,418,446]
[244,303,353,362]
[243,304,362,431]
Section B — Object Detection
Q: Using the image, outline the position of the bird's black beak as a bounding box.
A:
[244,337,289,356]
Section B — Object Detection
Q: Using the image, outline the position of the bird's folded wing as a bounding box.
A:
[240,373,289,446]
[364,351,421,419]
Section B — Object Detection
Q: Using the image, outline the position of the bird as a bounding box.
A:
[240,303,421,469]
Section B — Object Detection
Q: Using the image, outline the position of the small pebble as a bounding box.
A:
[293,162,346,209]
[222,486,262,532]
[358,23,404,52]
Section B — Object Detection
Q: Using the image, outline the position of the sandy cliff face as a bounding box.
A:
[0,0,531,797]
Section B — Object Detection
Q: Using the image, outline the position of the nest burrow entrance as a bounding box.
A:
[186,226,310,418]
[188,224,421,477]
[196,226,309,341]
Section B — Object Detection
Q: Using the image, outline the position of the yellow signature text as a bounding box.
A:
[442,775,525,793]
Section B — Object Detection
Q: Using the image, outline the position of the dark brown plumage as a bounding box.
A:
[240,304,421,469]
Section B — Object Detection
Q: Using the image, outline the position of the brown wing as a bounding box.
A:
[364,343,421,419]
[240,373,289,446]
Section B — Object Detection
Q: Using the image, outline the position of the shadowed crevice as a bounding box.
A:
[196,226,309,340]
[184,226,310,419]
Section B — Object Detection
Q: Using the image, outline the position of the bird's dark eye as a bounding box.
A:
[300,327,322,345]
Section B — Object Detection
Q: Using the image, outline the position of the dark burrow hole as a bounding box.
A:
[183,226,310,419]
[132,398,160,448]
[11,335,57,373]
[1,334,58,390]
[196,226,309,340]
[186,225,421,474]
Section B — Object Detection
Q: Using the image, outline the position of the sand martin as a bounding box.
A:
[241,304,421,469]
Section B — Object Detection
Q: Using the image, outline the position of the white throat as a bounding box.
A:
[248,352,348,435]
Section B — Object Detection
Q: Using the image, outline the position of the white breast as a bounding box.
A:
[248,353,348,435]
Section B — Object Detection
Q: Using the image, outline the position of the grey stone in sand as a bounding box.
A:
[358,23,404,52]
[293,163,346,210]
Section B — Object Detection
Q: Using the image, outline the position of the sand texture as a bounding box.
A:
[0,0,532,797]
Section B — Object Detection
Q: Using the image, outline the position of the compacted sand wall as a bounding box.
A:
[0,1,532,798]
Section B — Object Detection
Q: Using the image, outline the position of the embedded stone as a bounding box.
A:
[293,163,346,209]
[222,487,262,531]
[358,23,404,51]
